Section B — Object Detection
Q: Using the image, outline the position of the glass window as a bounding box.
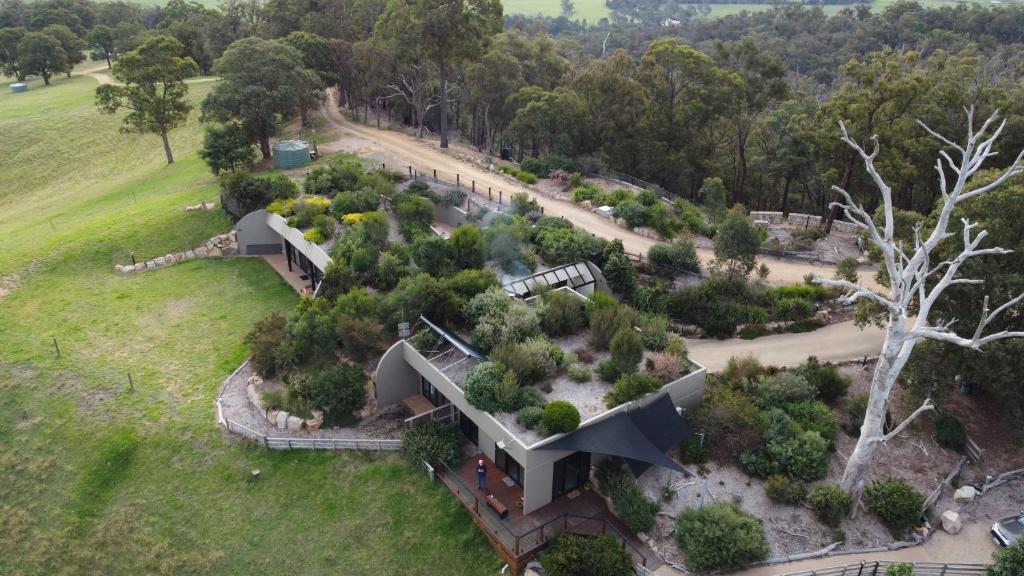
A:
[552,452,591,499]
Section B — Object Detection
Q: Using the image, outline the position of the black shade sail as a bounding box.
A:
[539,393,693,477]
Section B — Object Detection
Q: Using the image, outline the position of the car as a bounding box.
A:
[991,512,1024,547]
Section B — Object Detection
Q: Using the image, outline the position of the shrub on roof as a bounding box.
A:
[491,336,564,386]
[605,373,661,408]
[542,401,580,435]
[464,362,507,413]
[610,328,644,374]
[539,288,587,337]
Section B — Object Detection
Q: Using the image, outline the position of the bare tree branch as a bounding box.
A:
[880,398,935,444]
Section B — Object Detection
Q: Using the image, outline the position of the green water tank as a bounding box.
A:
[10,82,28,93]
[272,140,311,169]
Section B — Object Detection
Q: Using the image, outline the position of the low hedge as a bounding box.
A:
[808,483,851,528]
[866,478,925,536]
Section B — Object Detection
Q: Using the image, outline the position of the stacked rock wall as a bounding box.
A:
[115,231,238,274]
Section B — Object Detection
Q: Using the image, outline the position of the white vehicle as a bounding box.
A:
[991,512,1024,547]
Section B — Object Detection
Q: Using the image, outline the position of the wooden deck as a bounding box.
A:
[400,394,434,417]
[261,254,314,294]
[444,452,662,573]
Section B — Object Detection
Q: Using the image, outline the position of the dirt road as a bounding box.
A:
[686,320,886,371]
[318,92,872,287]
[78,65,220,87]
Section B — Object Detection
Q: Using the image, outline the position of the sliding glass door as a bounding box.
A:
[552,451,591,500]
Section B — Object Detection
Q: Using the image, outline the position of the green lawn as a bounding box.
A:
[0,73,499,574]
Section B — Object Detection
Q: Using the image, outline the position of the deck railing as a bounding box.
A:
[222,417,401,451]
[775,561,988,576]
[436,462,649,566]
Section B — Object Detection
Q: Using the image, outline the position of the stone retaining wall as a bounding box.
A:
[246,374,326,431]
[749,211,859,236]
[115,231,239,274]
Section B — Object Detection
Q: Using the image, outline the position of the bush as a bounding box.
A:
[798,357,851,404]
[645,351,684,381]
[260,389,285,410]
[784,400,839,444]
[885,563,913,576]
[331,188,379,215]
[466,287,541,351]
[395,196,435,240]
[866,478,925,535]
[988,538,1024,576]
[610,328,644,374]
[765,475,807,505]
[540,533,634,576]
[520,155,579,176]
[808,483,851,527]
[648,238,701,276]
[602,252,637,296]
[613,200,648,229]
[596,460,660,534]
[509,191,540,216]
[412,234,457,277]
[775,297,815,322]
[605,373,661,407]
[303,228,326,243]
[746,372,816,409]
[219,171,298,220]
[334,316,385,362]
[679,437,708,464]
[307,363,367,425]
[588,305,636,350]
[464,362,508,413]
[635,312,671,350]
[722,355,768,385]
[312,213,335,240]
[450,224,486,270]
[933,413,967,452]
[246,312,292,378]
[516,405,544,430]
[534,224,607,265]
[692,381,764,457]
[540,289,587,337]
[675,503,769,572]
[543,401,580,434]
[491,337,564,386]
[400,421,461,467]
[740,409,829,481]
[568,364,592,382]
[844,393,869,435]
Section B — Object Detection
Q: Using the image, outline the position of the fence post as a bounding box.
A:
[488,187,492,201]
[457,174,460,187]
[433,168,437,182]
[499,191,503,205]
[408,165,412,176]
[263,435,269,449]
[287,439,292,449]
[472,180,475,194]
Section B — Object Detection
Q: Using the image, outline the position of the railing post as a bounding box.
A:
[457,174,460,187]
[472,180,475,194]
[287,439,292,449]
[488,187,492,201]
[263,435,268,449]
[515,535,520,555]
[433,168,437,182]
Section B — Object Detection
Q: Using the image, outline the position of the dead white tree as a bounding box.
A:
[814,108,1024,497]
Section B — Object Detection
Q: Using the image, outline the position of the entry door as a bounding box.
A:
[494,447,523,486]
[457,410,479,446]
[552,451,591,499]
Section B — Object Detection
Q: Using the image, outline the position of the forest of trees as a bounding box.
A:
[2,0,1023,418]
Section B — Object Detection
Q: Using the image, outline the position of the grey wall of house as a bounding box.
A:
[434,204,470,229]
[236,210,283,255]
[585,261,611,295]
[375,341,420,406]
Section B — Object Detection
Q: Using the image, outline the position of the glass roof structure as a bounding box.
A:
[502,262,596,299]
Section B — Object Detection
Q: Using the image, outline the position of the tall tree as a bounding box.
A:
[201,37,322,160]
[17,30,66,85]
[95,35,199,164]
[377,0,502,148]
[815,110,1024,498]
[0,26,26,80]
[86,23,114,68]
[41,23,83,77]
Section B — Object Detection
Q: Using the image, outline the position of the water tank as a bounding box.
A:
[272,140,311,169]
[10,82,28,94]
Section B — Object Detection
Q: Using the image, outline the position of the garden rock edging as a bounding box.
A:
[245,374,324,431]
[114,231,238,274]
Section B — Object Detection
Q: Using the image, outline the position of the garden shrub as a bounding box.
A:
[534,225,607,265]
[334,316,385,362]
[571,183,605,204]
[543,401,580,434]
[219,171,298,220]
[988,538,1024,576]
[645,351,684,382]
[692,380,764,457]
[798,357,851,403]
[613,200,648,228]
[775,297,815,322]
[746,372,816,409]
[540,533,633,576]
[885,563,913,576]
[510,191,540,215]
[466,287,541,351]
[675,503,769,572]
[808,483,850,527]
[246,312,292,378]
[568,364,592,382]
[602,252,637,297]
[520,154,578,176]
[933,413,967,452]
[540,289,587,336]
[674,198,716,237]
[765,475,807,505]
[400,421,461,467]
[866,478,925,535]
[307,363,367,425]
[312,213,335,240]
[784,400,839,444]
[679,437,708,464]
[412,234,457,277]
[635,313,671,350]
[516,405,544,430]
[774,284,831,302]
[648,238,701,276]
[632,285,670,316]
[395,196,435,240]
[260,390,285,410]
[844,393,869,435]
[588,305,636,350]
[740,409,829,481]
[450,224,486,270]
[303,228,326,243]
[605,373,661,407]
[286,298,336,363]
[331,188,379,215]
[596,460,660,534]
[722,355,768,385]
[491,336,564,386]
[464,362,508,413]
[610,328,644,374]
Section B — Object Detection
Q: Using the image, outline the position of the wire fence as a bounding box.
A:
[775,561,988,576]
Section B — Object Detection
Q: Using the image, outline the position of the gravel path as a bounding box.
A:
[218,360,404,439]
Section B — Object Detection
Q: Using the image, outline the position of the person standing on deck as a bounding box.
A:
[476,459,487,491]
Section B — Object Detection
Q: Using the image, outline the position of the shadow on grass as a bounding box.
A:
[66,426,140,527]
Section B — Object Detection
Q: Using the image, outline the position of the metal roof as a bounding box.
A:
[273,139,310,151]
[502,262,596,299]
[419,315,486,360]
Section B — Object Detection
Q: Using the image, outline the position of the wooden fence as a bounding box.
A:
[776,561,988,576]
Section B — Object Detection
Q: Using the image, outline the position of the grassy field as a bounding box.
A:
[0,73,500,574]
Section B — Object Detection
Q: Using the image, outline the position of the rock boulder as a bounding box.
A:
[286,415,304,430]
[276,410,289,429]
[954,485,977,503]
[941,510,962,534]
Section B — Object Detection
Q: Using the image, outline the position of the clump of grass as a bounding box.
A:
[66,427,140,524]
